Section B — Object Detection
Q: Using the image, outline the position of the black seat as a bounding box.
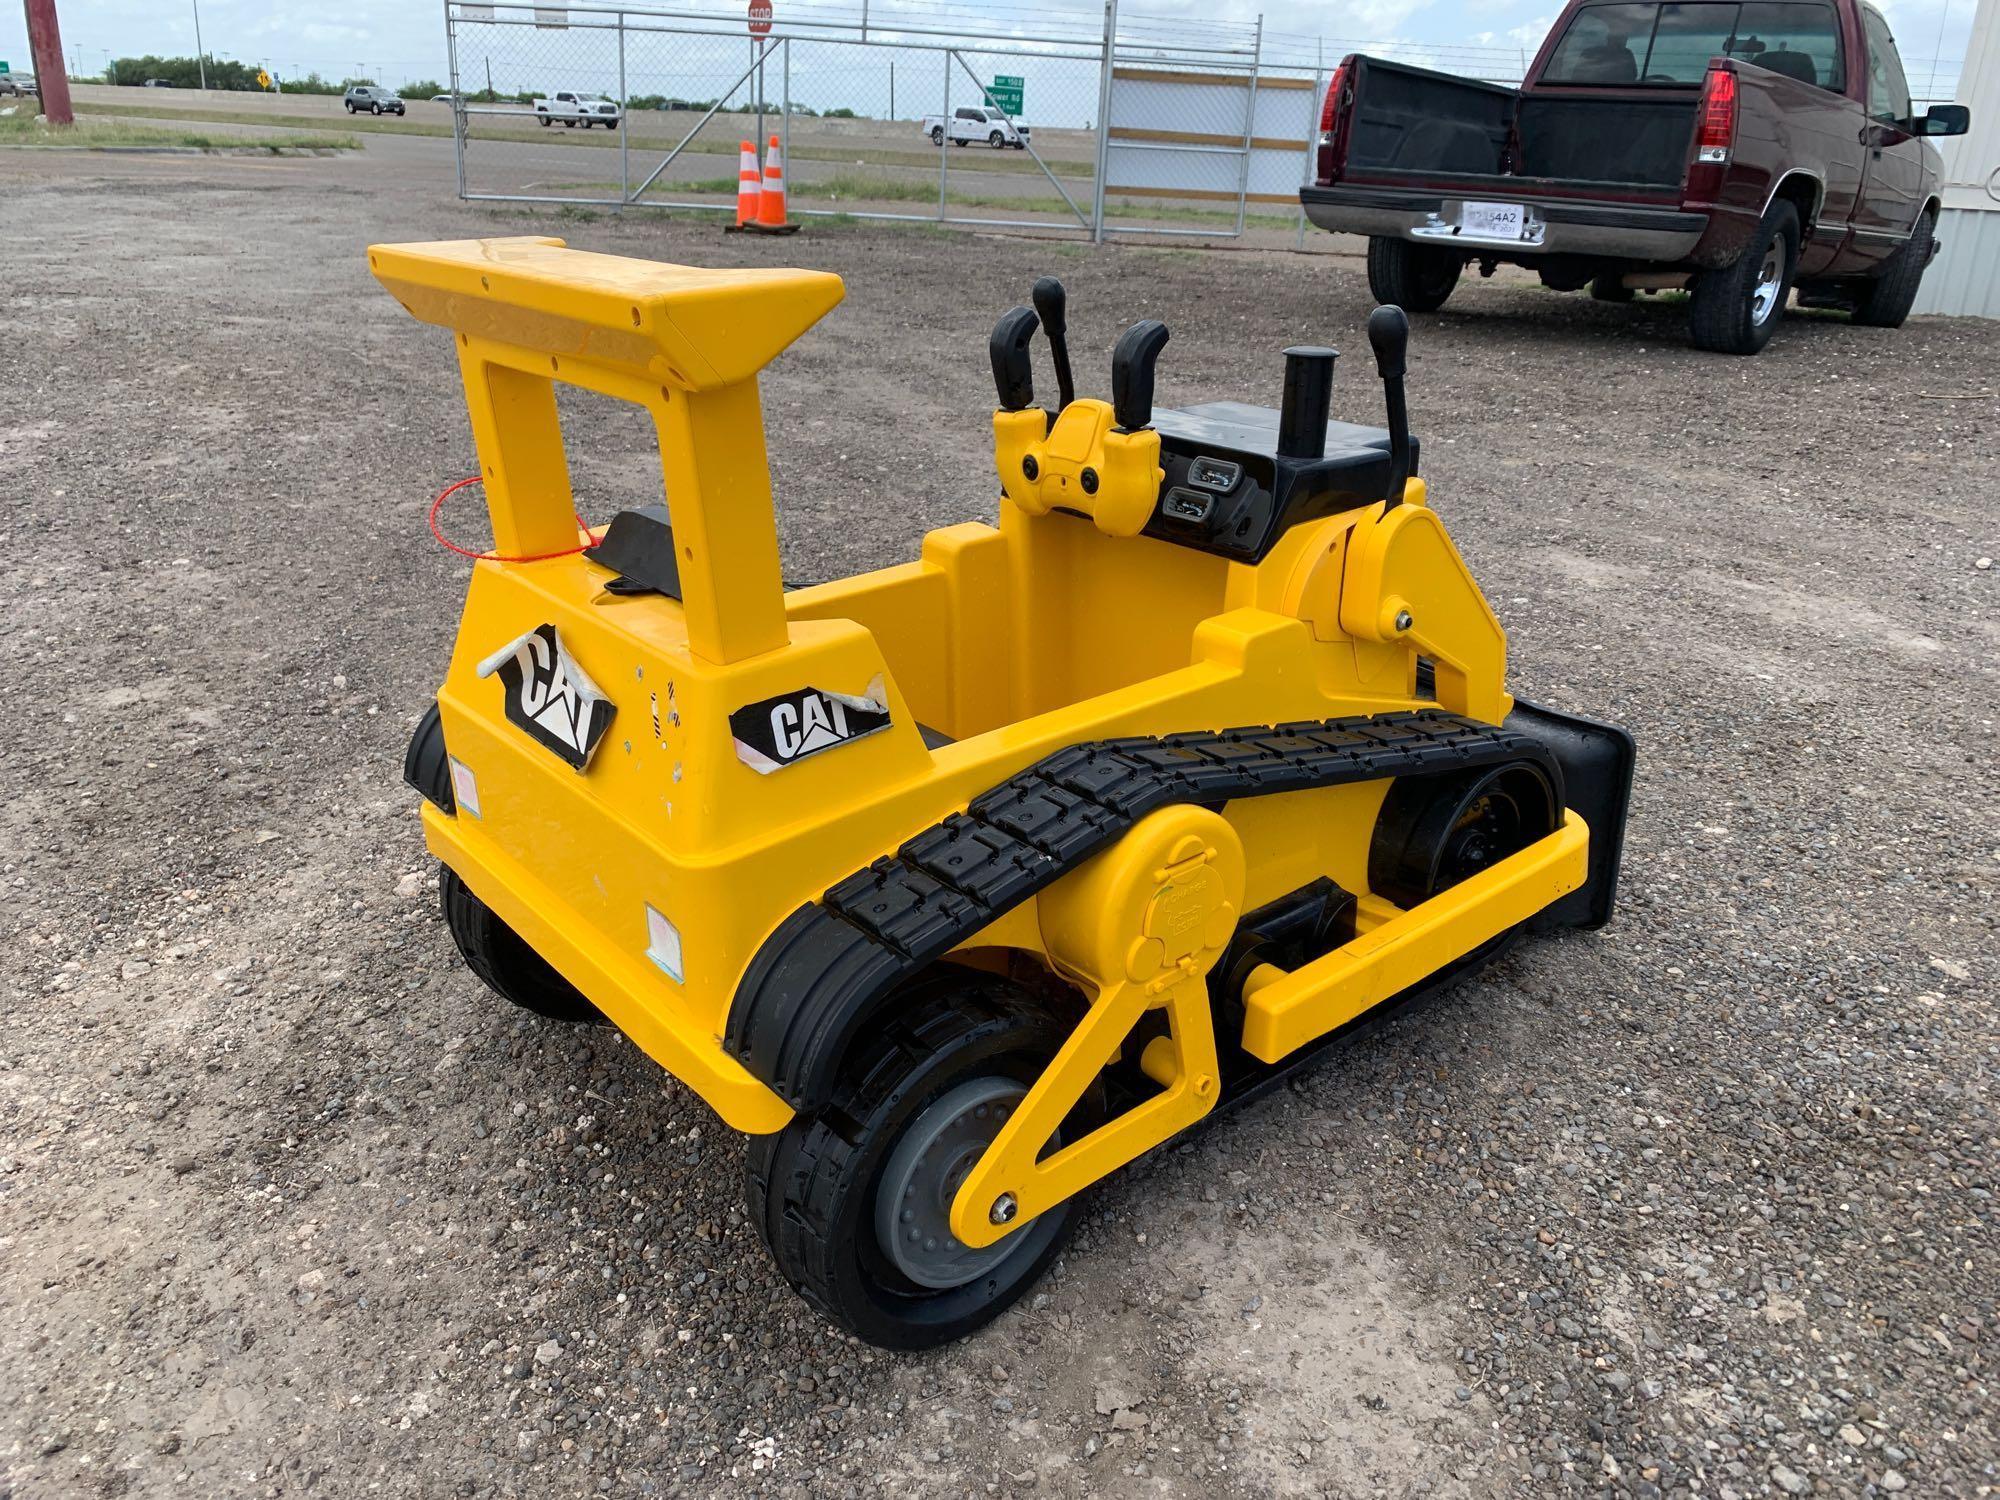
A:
[1758,48,1818,85]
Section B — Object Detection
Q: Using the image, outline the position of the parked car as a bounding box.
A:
[1301,0,1971,352]
[344,85,406,116]
[0,74,36,96]
[533,92,623,128]
[922,106,1032,149]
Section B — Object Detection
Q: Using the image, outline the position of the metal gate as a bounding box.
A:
[442,0,1318,241]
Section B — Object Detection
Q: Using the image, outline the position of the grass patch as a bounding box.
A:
[0,114,356,150]
[77,99,1090,176]
[82,100,457,140]
[621,172,1298,229]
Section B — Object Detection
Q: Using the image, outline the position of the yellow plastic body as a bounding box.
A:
[373,240,1588,1214]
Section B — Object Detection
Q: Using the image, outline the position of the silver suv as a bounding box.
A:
[343,85,405,116]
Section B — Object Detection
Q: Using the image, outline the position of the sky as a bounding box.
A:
[5,0,1972,106]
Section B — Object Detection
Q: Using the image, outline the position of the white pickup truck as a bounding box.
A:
[921,106,1031,149]
[533,92,624,129]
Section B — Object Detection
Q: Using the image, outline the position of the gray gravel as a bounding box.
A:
[1,147,1995,1498]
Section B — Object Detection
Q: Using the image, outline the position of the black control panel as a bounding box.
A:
[986,276,1419,567]
[1142,401,1419,564]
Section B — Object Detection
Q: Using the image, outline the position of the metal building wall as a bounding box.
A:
[1913,0,1999,317]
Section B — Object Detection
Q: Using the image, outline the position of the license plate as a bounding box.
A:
[1460,200,1525,240]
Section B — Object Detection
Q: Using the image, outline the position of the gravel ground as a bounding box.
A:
[2,151,1996,1500]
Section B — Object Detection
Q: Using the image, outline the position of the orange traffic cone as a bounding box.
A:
[752,133,798,234]
[735,139,760,227]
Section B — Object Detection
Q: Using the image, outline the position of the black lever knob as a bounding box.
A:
[1366,305,1413,509]
[988,305,1040,413]
[1110,319,1170,433]
[1367,304,1409,382]
[1031,277,1075,409]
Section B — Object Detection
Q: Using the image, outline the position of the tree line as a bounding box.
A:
[103,55,444,96]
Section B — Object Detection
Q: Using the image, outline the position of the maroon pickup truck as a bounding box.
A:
[1300,0,1971,352]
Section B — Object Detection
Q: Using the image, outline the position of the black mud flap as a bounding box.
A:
[405,700,455,814]
[1505,697,1634,931]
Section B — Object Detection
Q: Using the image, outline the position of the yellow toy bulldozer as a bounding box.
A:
[372,237,1633,1349]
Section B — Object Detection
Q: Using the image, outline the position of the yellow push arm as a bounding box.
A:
[368,236,845,665]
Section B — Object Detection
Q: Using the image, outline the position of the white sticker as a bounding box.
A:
[645,905,684,984]
[448,756,482,818]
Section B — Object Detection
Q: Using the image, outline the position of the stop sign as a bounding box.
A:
[747,0,773,35]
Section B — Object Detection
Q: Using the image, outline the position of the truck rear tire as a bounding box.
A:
[1589,275,1635,303]
[1850,209,1933,329]
[930,125,943,144]
[1689,200,1798,355]
[1366,238,1461,314]
[439,867,607,1026]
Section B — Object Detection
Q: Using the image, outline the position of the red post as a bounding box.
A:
[22,0,74,126]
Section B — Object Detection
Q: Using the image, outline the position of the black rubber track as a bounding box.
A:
[729,710,1563,1111]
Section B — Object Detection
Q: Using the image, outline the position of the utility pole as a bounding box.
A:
[24,0,74,124]
[191,0,207,88]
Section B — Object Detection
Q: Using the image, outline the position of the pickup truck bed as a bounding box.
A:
[1301,0,1969,353]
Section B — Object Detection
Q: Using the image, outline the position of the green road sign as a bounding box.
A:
[985,74,1023,114]
[0,61,11,74]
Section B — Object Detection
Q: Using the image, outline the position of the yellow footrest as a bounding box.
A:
[1240,811,1591,1063]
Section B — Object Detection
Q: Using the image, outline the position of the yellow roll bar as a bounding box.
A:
[367,236,845,665]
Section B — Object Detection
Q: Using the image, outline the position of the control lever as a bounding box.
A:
[1110,319,1170,433]
[1031,277,1075,410]
[988,305,1040,413]
[1366,305,1412,509]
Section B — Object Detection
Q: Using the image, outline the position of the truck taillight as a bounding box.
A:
[1315,60,1352,184]
[1696,67,1737,162]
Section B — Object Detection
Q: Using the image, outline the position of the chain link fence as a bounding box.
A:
[443,0,1321,240]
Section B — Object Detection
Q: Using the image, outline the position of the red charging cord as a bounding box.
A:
[428,476,595,563]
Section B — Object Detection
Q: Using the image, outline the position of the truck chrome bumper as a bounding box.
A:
[1301,185,1707,261]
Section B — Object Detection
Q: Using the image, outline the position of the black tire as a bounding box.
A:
[746,969,1090,1350]
[439,867,607,1026]
[563,118,576,128]
[988,130,1005,148]
[371,103,382,115]
[538,115,550,126]
[1851,208,1934,329]
[930,125,943,144]
[1589,274,1635,303]
[1366,237,1462,313]
[1689,200,1798,354]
